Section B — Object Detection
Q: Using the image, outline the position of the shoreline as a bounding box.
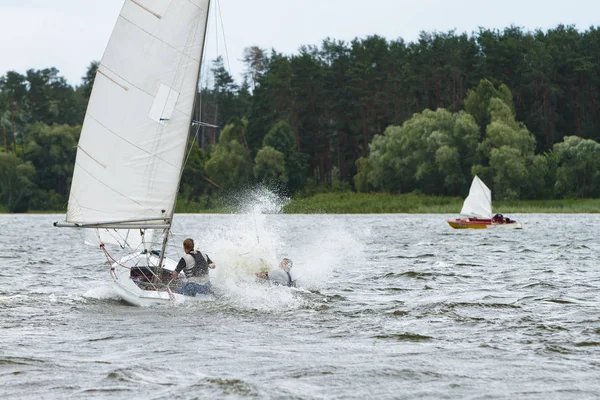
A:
[6,193,600,214]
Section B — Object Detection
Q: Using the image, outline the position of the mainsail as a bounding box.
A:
[459,175,492,219]
[63,0,210,247]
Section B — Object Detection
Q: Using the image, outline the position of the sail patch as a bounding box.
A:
[149,83,180,125]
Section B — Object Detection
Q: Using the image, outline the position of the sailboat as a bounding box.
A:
[54,0,213,306]
[447,176,522,229]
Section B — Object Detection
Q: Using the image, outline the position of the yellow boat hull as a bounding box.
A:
[447,220,488,229]
[447,219,523,230]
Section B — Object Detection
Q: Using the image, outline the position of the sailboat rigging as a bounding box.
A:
[54,0,213,306]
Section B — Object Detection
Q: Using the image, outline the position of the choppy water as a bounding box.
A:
[1,212,600,399]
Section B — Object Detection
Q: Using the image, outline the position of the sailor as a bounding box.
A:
[171,238,216,296]
[256,258,295,287]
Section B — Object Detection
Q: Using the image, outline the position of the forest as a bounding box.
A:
[1,25,600,212]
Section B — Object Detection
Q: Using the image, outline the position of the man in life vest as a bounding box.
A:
[255,258,294,287]
[171,238,216,296]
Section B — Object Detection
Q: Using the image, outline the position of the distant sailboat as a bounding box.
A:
[447,176,522,229]
[54,0,213,305]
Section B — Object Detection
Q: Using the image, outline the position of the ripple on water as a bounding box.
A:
[573,341,600,347]
[390,253,437,259]
[373,333,433,342]
[0,356,47,366]
[541,298,576,304]
[180,378,263,398]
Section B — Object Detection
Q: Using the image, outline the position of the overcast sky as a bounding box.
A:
[1,0,599,87]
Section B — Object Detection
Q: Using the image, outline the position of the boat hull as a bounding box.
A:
[110,252,190,306]
[447,218,522,230]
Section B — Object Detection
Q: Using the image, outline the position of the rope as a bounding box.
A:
[101,243,175,293]
[216,0,232,73]
[100,244,130,270]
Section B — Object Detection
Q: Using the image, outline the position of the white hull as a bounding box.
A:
[110,252,188,306]
[489,222,523,229]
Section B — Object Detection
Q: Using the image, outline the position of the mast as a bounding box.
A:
[158,0,212,267]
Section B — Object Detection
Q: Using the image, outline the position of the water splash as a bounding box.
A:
[183,189,368,311]
[83,285,121,301]
[203,187,290,276]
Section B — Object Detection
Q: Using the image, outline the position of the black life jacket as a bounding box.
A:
[190,251,209,277]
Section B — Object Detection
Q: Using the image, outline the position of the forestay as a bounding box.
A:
[65,0,210,247]
[459,175,493,219]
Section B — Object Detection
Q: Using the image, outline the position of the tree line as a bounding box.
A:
[1,25,600,212]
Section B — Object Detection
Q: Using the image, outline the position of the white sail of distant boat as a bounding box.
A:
[459,175,492,219]
[55,0,212,305]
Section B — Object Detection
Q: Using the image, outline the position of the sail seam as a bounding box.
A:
[68,193,105,215]
[184,0,205,12]
[130,0,162,19]
[84,113,181,170]
[118,15,202,64]
[74,161,157,213]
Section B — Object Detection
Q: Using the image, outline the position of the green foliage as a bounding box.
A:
[467,96,537,197]
[179,141,214,205]
[489,146,529,200]
[284,192,463,214]
[464,79,514,132]
[243,46,268,90]
[204,140,253,190]
[478,98,536,159]
[81,61,99,99]
[5,24,600,211]
[219,118,248,145]
[24,123,79,195]
[246,52,292,156]
[254,146,287,189]
[524,152,557,199]
[262,120,296,154]
[26,68,81,126]
[354,157,373,192]
[283,192,600,214]
[553,136,600,198]
[0,152,36,212]
[366,108,479,195]
[175,193,228,213]
[435,145,464,194]
[261,120,306,194]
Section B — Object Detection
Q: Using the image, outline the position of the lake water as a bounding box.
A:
[1,212,599,399]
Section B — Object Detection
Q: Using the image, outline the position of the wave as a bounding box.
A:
[373,333,433,342]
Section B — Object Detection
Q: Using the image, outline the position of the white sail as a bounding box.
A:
[66,0,210,238]
[460,175,492,219]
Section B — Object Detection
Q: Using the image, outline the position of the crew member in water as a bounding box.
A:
[171,238,216,296]
[256,258,295,287]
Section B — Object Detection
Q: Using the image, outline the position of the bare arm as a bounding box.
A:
[207,254,216,269]
[171,257,186,279]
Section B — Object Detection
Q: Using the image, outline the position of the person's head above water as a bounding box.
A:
[279,258,293,271]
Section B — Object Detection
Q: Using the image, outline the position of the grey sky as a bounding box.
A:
[1,0,598,86]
